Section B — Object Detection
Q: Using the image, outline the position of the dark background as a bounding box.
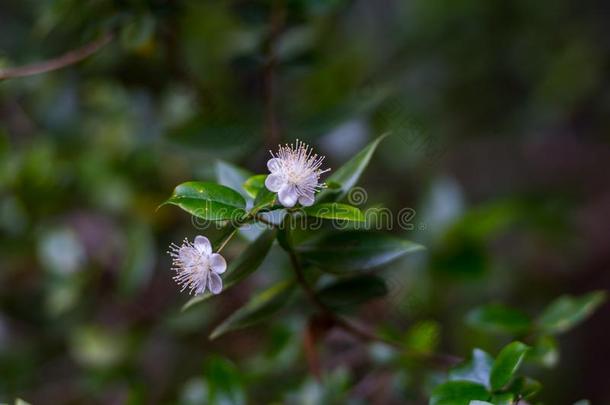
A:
[1,0,609,403]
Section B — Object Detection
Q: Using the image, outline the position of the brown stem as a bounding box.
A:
[0,32,114,81]
[286,244,461,369]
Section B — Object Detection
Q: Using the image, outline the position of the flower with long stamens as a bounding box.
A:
[167,235,227,295]
[265,140,330,207]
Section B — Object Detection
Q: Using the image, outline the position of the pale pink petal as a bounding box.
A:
[267,158,282,173]
[194,272,208,295]
[194,235,212,255]
[208,272,223,294]
[265,173,284,192]
[210,253,227,274]
[178,246,199,267]
[278,184,298,207]
[298,193,315,207]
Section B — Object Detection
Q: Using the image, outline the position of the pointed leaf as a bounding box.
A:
[182,229,277,311]
[430,381,490,405]
[489,342,530,390]
[163,181,246,221]
[536,290,606,334]
[449,349,494,389]
[209,280,295,339]
[243,174,267,199]
[303,203,364,222]
[466,304,532,335]
[297,231,424,273]
[318,134,388,201]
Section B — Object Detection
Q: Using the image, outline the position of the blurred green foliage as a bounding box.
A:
[1,0,609,403]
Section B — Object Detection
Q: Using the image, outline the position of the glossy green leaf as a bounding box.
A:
[182,229,277,311]
[449,349,494,389]
[316,275,387,311]
[303,203,364,222]
[430,381,490,405]
[216,160,253,200]
[536,290,606,334]
[243,174,267,199]
[466,304,532,335]
[209,280,295,339]
[489,393,513,405]
[297,231,425,273]
[163,181,246,221]
[252,184,279,212]
[318,134,388,202]
[489,342,530,390]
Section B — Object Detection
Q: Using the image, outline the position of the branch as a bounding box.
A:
[0,32,114,81]
[286,245,461,369]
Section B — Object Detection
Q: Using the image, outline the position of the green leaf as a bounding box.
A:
[303,203,364,222]
[243,174,267,199]
[316,275,387,311]
[506,377,541,400]
[209,280,295,339]
[204,356,245,405]
[216,160,253,200]
[430,381,490,405]
[298,231,424,274]
[489,342,530,390]
[466,304,532,335]
[404,320,441,354]
[318,134,388,202]
[182,230,276,311]
[163,181,246,221]
[489,393,513,405]
[527,335,559,367]
[536,290,606,334]
[449,349,494,389]
[252,182,279,212]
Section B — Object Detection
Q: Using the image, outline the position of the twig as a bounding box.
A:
[0,32,114,81]
[286,244,461,368]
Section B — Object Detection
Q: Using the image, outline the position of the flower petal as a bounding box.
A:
[267,158,282,173]
[194,271,208,295]
[208,271,223,294]
[194,235,212,255]
[265,173,284,192]
[210,253,227,274]
[298,193,315,207]
[278,184,298,207]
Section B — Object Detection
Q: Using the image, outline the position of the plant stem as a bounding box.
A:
[0,32,114,81]
[216,227,238,253]
[285,239,461,368]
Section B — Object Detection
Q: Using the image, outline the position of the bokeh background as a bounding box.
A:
[1,0,609,404]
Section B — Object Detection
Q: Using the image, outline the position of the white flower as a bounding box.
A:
[167,235,227,295]
[265,140,330,207]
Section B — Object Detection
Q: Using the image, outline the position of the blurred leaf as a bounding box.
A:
[489,342,530,390]
[404,320,441,354]
[449,349,494,389]
[15,400,32,405]
[216,160,254,200]
[205,356,245,405]
[429,381,489,405]
[536,291,606,334]
[303,203,364,221]
[243,174,267,199]
[183,229,277,310]
[527,335,559,368]
[506,377,541,400]
[120,14,156,51]
[210,280,295,339]
[163,181,246,221]
[119,222,154,295]
[298,231,424,274]
[316,275,387,311]
[489,393,513,405]
[466,304,532,335]
[318,134,388,202]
